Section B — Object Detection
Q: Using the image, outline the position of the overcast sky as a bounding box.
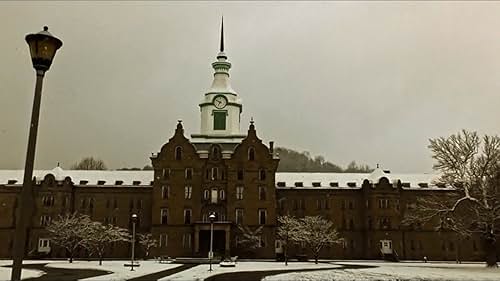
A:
[1,1,499,173]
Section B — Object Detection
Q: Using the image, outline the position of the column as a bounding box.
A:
[194,226,200,253]
[225,227,230,256]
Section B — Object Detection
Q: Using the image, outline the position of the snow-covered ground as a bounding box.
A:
[264,261,500,281]
[1,260,499,281]
[160,261,339,281]
[0,260,54,280]
[45,260,182,281]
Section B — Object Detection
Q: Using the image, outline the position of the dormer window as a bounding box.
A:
[115,180,123,185]
[248,147,255,161]
[79,180,88,185]
[97,180,105,185]
[132,181,141,185]
[312,182,321,187]
[175,146,182,160]
[329,182,339,187]
[347,182,356,188]
[277,182,286,187]
[436,183,446,188]
[294,182,303,187]
[418,183,429,188]
[7,180,17,185]
[401,182,411,188]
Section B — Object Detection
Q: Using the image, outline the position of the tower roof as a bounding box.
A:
[206,17,237,95]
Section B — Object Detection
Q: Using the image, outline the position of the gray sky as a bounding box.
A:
[1,1,500,173]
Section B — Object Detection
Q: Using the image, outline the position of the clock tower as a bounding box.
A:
[191,18,245,142]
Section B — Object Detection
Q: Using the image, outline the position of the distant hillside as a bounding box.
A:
[275,147,373,173]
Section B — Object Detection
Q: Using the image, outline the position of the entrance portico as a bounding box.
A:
[194,222,232,257]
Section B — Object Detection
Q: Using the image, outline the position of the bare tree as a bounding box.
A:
[236,225,264,257]
[277,216,301,265]
[138,233,158,259]
[71,156,107,170]
[83,222,130,265]
[294,216,343,264]
[46,213,93,263]
[404,130,500,267]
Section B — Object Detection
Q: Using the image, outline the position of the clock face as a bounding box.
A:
[213,95,227,109]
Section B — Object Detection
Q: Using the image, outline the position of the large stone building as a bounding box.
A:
[0,27,496,262]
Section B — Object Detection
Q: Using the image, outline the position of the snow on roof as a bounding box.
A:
[0,167,453,190]
[0,167,153,187]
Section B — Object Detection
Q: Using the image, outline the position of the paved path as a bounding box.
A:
[3,263,110,281]
[204,263,376,281]
[127,264,196,281]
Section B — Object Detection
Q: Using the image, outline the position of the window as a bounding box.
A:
[348,200,354,209]
[378,199,389,209]
[40,215,51,226]
[137,199,143,210]
[259,169,266,181]
[162,168,170,180]
[299,198,305,210]
[203,189,210,200]
[175,146,182,160]
[213,111,227,130]
[259,186,267,201]
[38,238,50,253]
[161,185,170,199]
[449,242,455,251]
[42,196,54,207]
[473,240,478,251]
[277,182,286,187]
[237,169,244,180]
[235,209,244,224]
[219,189,226,200]
[259,209,267,225]
[81,198,87,209]
[185,186,192,199]
[211,188,218,203]
[349,218,354,230]
[185,168,193,180]
[211,167,218,180]
[159,234,168,248]
[367,217,372,230]
[182,233,192,248]
[202,213,208,222]
[129,199,134,210]
[112,216,117,225]
[395,199,400,210]
[248,147,255,161]
[160,208,168,225]
[236,186,244,200]
[184,209,192,224]
[106,198,110,209]
[113,198,118,209]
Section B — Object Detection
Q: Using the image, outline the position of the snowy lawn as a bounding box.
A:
[160,261,340,281]
[0,260,57,280]
[45,260,182,281]
[264,261,500,281]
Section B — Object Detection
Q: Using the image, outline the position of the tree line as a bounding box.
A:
[70,148,372,173]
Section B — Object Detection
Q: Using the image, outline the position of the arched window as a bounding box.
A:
[211,145,220,160]
[259,169,266,181]
[219,189,226,200]
[248,147,255,161]
[211,167,218,180]
[175,146,182,160]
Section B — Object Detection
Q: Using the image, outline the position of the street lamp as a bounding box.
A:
[11,26,62,281]
[130,213,138,271]
[208,212,216,272]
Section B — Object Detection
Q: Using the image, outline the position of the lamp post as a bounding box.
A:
[208,212,216,271]
[11,26,62,281]
[130,213,138,271]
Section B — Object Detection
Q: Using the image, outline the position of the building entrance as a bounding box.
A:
[199,230,226,256]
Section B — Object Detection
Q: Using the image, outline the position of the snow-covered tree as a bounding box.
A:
[404,130,500,267]
[294,216,343,264]
[138,233,158,259]
[277,216,301,265]
[83,222,130,265]
[46,212,93,263]
[71,156,107,170]
[236,225,264,257]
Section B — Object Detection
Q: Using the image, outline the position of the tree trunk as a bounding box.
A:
[485,236,498,267]
[314,253,319,264]
[99,257,102,266]
[284,246,288,266]
[69,254,73,263]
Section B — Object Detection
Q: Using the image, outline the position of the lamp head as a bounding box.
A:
[25,26,63,72]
